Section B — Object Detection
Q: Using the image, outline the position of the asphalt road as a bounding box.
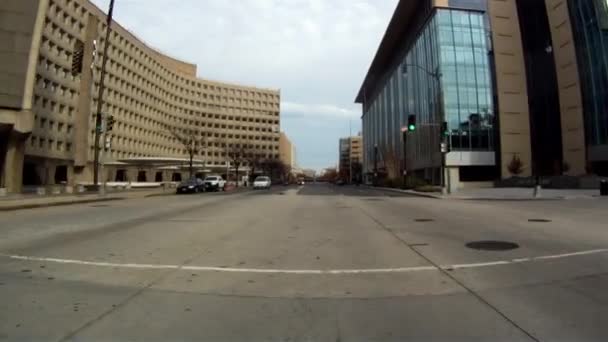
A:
[1,183,608,341]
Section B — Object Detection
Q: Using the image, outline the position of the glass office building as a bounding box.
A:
[361,7,494,182]
[569,0,608,168]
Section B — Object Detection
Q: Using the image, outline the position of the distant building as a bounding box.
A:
[302,169,316,179]
[279,132,296,169]
[339,135,362,181]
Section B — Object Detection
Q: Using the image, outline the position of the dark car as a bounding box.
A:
[176,178,204,194]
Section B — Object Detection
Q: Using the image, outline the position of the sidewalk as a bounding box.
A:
[373,186,603,200]
[443,187,600,200]
[0,187,173,212]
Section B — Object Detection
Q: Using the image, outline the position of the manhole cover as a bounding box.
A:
[465,241,520,251]
[528,219,552,223]
[415,219,434,222]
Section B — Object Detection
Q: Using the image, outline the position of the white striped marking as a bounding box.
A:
[1,248,607,274]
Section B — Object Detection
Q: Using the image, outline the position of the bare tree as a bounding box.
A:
[167,127,207,179]
[282,162,292,183]
[260,158,284,181]
[319,168,338,182]
[244,152,264,183]
[224,140,249,188]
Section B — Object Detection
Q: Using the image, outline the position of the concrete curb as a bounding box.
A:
[457,197,565,201]
[366,186,598,201]
[0,197,125,212]
[365,186,442,199]
[144,192,178,198]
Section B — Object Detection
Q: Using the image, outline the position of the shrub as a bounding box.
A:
[406,175,428,189]
[507,155,524,176]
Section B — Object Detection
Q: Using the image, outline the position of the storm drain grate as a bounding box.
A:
[364,198,384,202]
[466,241,520,251]
[528,219,552,223]
[415,219,434,222]
[90,204,110,208]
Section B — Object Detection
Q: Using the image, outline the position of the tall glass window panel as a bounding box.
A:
[437,9,494,151]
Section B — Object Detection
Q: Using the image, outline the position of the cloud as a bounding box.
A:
[281,102,360,120]
[91,0,397,168]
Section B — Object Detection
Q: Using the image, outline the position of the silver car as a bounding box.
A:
[253,176,271,189]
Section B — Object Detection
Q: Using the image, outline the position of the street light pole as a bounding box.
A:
[93,0,115,189]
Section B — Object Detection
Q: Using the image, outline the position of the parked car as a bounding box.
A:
[176,178,204,194]
[253,176,272,189]
[203,176,226,192]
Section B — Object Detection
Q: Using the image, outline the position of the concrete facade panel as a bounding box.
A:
[489,0,533,177]
[545,0,586,175]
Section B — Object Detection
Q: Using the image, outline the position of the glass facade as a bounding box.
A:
[568,0,608,148]
[362,8,494,175]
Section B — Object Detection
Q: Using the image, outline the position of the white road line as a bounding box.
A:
[529,249,608,260]
[0,254,436,274]
[447,249,608,270]
[1,248,607,275]
[447,260,512,269]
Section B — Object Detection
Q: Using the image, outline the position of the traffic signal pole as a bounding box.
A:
[93,0,115,190]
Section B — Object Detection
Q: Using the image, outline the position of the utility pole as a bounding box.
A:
[373,144,378,186]
[93,0,115,189]
[349,120,353,185]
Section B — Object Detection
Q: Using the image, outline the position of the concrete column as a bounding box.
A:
[67,164,75,186]
[73,164,93,185]
[545,0,587,175]
[0,132,8,189]
[127,168,138,183]
[447,167,460,194]
[47,162,56,185]
[3,134,26,193]
[35,164,48,185]
[488,0,533,178]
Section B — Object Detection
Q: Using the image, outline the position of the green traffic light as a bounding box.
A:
[408,125,416,131]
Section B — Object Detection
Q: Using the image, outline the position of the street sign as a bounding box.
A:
[401,126,409,132]
[441,142,448,153]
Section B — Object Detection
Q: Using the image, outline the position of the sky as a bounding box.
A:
[91,0,398,170]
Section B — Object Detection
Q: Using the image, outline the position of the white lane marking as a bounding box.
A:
[448,260,512,269]
[530,249,608,260]
[0,254,436,274]
[448,248,608,270]
[1,248,607,274]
